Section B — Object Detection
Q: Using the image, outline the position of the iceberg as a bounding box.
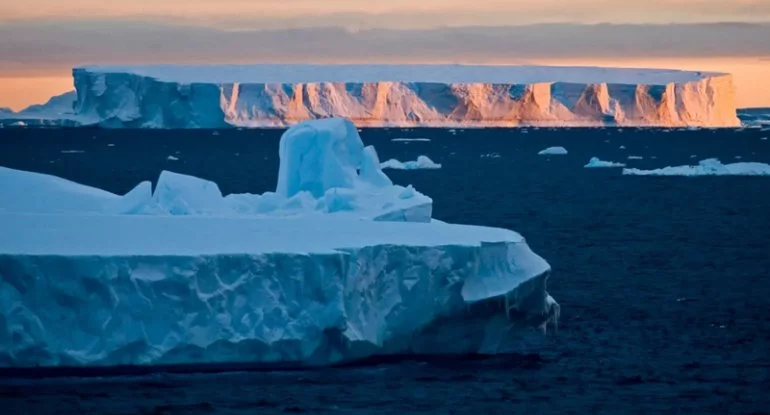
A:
[584,157,626,168]
[0,91,87,127]
[538,146,568,156]
[0,117,558,368]
[0,119,433,222]
[622,158,770,176]
[392,138,431,142]
[0,213,556,368]
[381,155,442,170]
[4,64,736,128]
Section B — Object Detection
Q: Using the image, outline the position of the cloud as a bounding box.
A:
[4,1,770,27]
[1,21,769,76]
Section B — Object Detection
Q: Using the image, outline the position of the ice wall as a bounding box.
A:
[71,64,741,128]
[0,214,557,367]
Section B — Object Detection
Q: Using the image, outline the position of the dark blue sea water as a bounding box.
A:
[1,127,770,414]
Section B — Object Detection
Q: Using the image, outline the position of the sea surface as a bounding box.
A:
[1,126,770,414]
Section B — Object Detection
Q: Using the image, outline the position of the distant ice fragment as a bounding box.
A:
[167,155,179,161]
[627,156,644,160]
[381,155,442,170]
[392,138,431,142]
[61,150,84,154]
[584,157,626,168]
[538,146,568,156]
[623,158,770,176]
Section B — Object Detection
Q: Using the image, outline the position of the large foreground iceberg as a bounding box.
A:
[0,213,555,367]
[623,158,770,176]
[2,64,739,128]
[0,118,558,368]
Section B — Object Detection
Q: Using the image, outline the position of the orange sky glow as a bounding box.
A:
[1,0,768,110]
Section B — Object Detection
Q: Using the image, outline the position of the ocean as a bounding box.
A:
[1,126,769,414]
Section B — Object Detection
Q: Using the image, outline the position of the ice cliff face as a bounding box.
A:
[71,64,740,128]
[0,214,556,367]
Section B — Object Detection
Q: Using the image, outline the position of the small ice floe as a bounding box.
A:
[167,155,180,161]
[584,157,626,168]
[381,155,442,170]
[627,156,644,160]
[538,146,568,156]
[622,158,770,176]
[619,145,626,150]
[481,152,502,159]
[107,143,115,147]
[60,150,85,154]
[391,138,431,142]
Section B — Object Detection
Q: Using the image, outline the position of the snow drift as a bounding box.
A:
[60,64,742,128]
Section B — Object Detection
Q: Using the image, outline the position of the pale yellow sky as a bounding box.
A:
[1,0,769,110]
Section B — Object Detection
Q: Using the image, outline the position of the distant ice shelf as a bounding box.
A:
[1,64,741,128]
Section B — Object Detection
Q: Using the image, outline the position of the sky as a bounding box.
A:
[1,0,769,110]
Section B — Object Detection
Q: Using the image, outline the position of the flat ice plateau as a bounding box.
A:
[1,64,740,128]
[0,118,557,368]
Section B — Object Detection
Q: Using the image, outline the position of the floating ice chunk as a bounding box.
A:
[276,118,365,198]
[381,155,442,170]
[391,138,431,142]
[538,146,568,156]
[623,158,770,176]
[167,155,179,161]
[761,137,768,140]
[619,145,626,150]
[10,121,26,127]
[481,153,501,159]
[584,157,626,168]
[151,171,227,215]
[61,150,85,154]
[627,156,644,160]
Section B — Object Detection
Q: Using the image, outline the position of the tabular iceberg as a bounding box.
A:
[0,118,558,368]
[2,64,739,128]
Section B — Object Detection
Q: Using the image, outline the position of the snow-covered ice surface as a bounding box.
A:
[381,155,442,170]
[584,157,627,168]
[538,146,568,156]
[0,117,557,368]
[59,64,741,128]
[623,158,770,176]
[0,119,434,222]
